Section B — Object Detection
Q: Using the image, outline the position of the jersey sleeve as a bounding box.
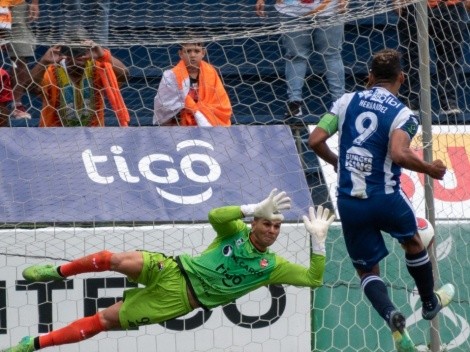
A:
[394,108,419,139]
[208,205,247,240]
[318,92,357,135]
[317,113,339,136]
[268,253,325,288]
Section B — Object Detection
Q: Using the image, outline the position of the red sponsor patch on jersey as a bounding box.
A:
[260,258,268,268]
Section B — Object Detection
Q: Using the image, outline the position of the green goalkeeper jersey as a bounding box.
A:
[176,205,325,309]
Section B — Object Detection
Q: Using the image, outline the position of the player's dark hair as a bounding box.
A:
[369,49,402,83]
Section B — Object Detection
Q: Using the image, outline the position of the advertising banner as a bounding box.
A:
[309,125,470,219]
[315,223,470,351]
[0,126,311,223]
[0,223,311,352]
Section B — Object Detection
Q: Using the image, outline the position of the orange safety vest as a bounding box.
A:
[39,51,130,127]
[171,60,232,126]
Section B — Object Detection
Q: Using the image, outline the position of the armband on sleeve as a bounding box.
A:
[399,115,419,139]
[317,113,339,135]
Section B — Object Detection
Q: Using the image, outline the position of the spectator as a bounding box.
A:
[0,67,13,126]
[0,1,18,126]
[7,0,39,120]
[153,42,232,127]
[60,0,110,46]
[308,48,454,352]
[396,0,470,115]
[6,189,334,351]
[28,40,130,127]
[256,0,346,118]
[0,3,13,51]
[0,1,13,34]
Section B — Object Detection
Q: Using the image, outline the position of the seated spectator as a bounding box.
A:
[0,67,13,126]
[153,42,232,126]
[28,40,129,127]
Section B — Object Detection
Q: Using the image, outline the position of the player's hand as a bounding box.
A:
[241,188,291,221]
[253,188,291,221]
[427,159,446,180]
[303,205,335,255]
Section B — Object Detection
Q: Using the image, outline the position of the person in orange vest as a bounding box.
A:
[27,39,130,127]
[396,0,470,116]
[0,68,13,126]
[153,42,232,127]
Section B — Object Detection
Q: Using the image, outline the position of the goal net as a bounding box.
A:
[1,0,469,351]
[313,125,470,351]
[22,1,402,46]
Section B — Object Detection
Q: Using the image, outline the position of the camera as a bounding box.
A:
[60,45,88,57]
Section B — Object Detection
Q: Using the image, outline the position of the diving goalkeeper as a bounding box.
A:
[3,189,334,352]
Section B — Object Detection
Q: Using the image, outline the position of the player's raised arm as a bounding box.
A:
[303,205,335,255]
[268,205,335,288]
[241,188,292,221]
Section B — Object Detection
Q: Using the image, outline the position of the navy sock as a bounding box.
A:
[406,249,436,306]
[361,275,396,322]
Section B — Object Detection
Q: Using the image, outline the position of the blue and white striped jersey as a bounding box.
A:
[330,87,419,198]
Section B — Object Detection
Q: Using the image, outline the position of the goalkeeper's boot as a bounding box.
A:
[22,264,63,282]
[422,283,455,320]
[2,336,35,352]
[389,311,416,352]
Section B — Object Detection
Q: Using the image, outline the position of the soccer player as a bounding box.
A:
[308,49,454,352]
[4,189,334,352]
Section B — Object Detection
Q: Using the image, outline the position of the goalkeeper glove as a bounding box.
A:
[303,205,335,255]
[241,188,291,221]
